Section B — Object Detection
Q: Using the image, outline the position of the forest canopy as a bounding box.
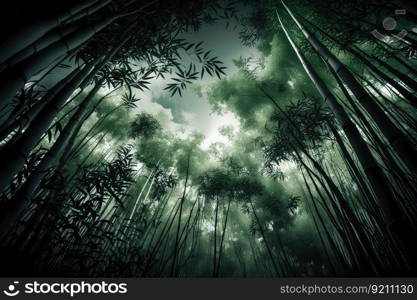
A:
[0,0,416,277]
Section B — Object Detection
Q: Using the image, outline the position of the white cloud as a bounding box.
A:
[199,111,240,150]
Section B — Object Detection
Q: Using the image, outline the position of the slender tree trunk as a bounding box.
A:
[212,195,220,277]
[0,60,103,236]
[0,68,80,141]
[2,0,113,70]
[278,12,417,265]
[68,104,122,160]
[281,1,417,174]
[278,12,403,227]
[350,48,417,108]
[0,29,133,219]
[249,199,280,277]
[301,15,417,106]
[216,197,231,277]
[53,80,105,173]
[357,47,417,92]
[0,62,94,193]
[0,11,134,110]
[301,183,337,275]
[301,169,353,274]
[329,123,380,217]
[294,147,372,273]
[57,86,121,169]
[170,152,191,276]
[2,25,80,71]
[0,0,107,64]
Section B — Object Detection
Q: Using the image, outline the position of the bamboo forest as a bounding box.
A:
[0,0,417,278]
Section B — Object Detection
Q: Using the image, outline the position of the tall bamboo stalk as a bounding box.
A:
[281,0,417,175]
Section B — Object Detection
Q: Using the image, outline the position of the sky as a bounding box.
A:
[134,20,260,150]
